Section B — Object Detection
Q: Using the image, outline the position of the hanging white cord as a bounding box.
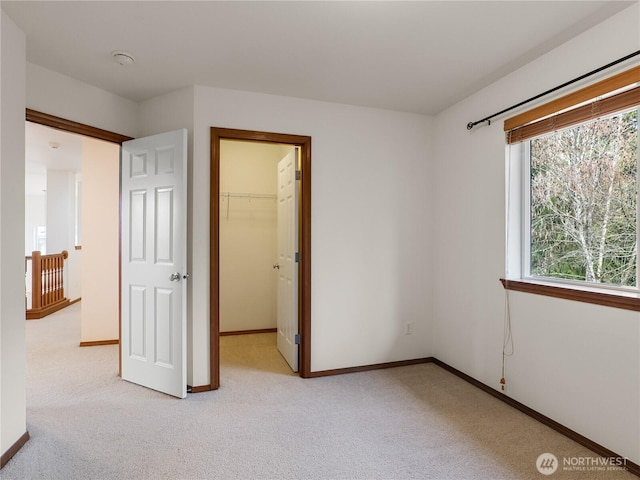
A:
[500,290,514,391]
[501,139,515,391]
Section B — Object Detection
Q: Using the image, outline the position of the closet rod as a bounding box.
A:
[466,49,640,130]
[220,192,277,199]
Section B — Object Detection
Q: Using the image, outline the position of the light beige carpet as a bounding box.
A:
[1,302,635,479]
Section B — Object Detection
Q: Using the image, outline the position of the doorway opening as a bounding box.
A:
[25,109,132,371]
[210,128,312,389]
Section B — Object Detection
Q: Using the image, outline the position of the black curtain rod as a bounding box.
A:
[466,49,640,130]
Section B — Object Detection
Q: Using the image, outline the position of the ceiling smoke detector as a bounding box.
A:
[112,51,135,66]
[48,141,61,150]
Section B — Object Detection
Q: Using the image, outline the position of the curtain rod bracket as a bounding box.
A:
[467,119,490,130]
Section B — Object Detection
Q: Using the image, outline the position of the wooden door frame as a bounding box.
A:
[26,109,133,144]
[210,127,312,389]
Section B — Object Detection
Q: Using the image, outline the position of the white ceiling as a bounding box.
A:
[25,123,83,196]
[3,1,635,115]
[5,1,635,194]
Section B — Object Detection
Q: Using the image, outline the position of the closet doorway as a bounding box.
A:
[210,128,311,389]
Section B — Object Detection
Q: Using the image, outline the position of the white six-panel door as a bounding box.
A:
[276,149,299,372]
[121,129,187,398]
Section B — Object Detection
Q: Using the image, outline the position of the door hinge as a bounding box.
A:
[295,252,300,263]
[294,334,301,345]
[295,170,301,181]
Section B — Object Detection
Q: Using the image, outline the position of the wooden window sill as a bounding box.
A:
[500,278,640,312]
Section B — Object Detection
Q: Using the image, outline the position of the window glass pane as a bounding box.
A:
[529,108,638,287]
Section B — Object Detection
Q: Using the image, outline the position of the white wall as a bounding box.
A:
[219,141,291,332]
[25,194,45,254]
[432,3,639,464]
[180,86,434,385]
[65,248,81,303]
[26,63,139,138]
[24,61,436,394]
[45,170,81,301]
[80,138,119,343]
[45,170,73,253]
[0,10,27,459]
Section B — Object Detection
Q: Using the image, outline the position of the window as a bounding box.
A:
[527,108,638,288]
[505,66,640,308]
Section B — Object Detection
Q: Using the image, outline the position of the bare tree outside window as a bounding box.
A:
[529,108,638,287]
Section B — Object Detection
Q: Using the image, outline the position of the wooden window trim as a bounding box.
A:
[504,65,640,132]
[504,65,640,306]
[500,279,640,312]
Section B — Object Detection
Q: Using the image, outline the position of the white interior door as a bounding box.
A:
[276,149,299,372]
[121,129,187,398]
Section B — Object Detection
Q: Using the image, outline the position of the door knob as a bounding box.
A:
[169,272,181,282]
[272,264,280,270]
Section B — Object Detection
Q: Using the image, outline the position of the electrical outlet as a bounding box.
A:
[405,322,412,335]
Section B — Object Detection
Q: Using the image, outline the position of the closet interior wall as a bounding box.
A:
[219,140,295,333]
